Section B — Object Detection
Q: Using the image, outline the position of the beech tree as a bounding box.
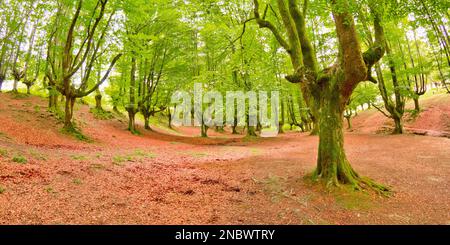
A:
[46,0,122,129]
[247,0,390,192]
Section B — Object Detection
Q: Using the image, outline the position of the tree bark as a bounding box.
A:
[127,57,137,133]
[414,97,420,112]
[64,96,76,129]
[144,115,151,130]
[0,76,4,93]
[393,114,403,134]
[279,99,285,134]
[95,90,103,111]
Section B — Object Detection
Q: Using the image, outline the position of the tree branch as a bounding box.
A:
[253,0,290,51]
[76,53,122,98]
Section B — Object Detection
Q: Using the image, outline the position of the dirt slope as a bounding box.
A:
[352,94,450,137]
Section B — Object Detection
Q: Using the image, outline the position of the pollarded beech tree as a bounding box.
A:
[46,0,122,129]
[250,0,390,193]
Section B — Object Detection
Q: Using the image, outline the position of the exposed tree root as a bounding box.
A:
[311,169,392,197]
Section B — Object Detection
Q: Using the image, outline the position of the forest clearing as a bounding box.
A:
[0,0,449,229]
[0,92,449,224]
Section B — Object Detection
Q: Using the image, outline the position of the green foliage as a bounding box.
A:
[61,126,91,142]
[72,179,83,185]
[0,148,8,157]
[90,108,113,120]
[71,154,89,161]
[0,186,5,194]
[12,154,27,164]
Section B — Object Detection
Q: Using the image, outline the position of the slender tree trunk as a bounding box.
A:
[345,116,352,130]
[144,115,151,130]
[13,78,19,93]
[95,90,103,111]
[127,110,136,132]
[168,107,173,129]
[26,84,31,95]
[127,57,137,133]
[201,118,208,138]
[232,106,239,134]
[246,114,257,137]
[0,76,4,93]
[279,99,285,134]
[414,97,420,112]
[64,96,76,129]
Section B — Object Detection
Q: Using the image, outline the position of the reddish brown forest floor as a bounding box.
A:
[0,92,449,224]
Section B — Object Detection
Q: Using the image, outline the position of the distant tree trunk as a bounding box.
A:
[414,97,420,112]
[13,77,19,93]
[344,110,353,130]
[47,83,58,111]
[95,89,103,111]
[279,99,285,134]
[127,57,137,133]
[144,115,151,130]
[201,118,208,138]
[232,106,239,134]
[393,114,403,134]
[246,114,257,137]
[64,96,76,129]
[168,107,173,129]
[0,75,4,93]
[26,84,31,94]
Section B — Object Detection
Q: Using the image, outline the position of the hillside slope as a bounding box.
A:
[351,94,450,137]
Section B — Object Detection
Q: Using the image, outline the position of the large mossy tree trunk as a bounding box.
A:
[314,80,389,193]
[315,91,356,186]
[252,0,390,194]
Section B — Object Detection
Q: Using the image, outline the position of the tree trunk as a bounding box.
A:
[232,107,239,134]
[315,94,356,185]
[26,85,31,95]
[345,116,352,130]
[201,121,208,138]
[128,56,137,134]
[313,83,389,194]
[127,109,136,132]
[13,79,19,93]
[48,90,58,111]
[64,96,76,129]
[246,113,257,137]
[413,97,420,112]
[95,91,103,111]
[393,115,403,134]
[168,107,173,129]
[144,114,152,131]
[0,76,4,92]
[279,99,285,134]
